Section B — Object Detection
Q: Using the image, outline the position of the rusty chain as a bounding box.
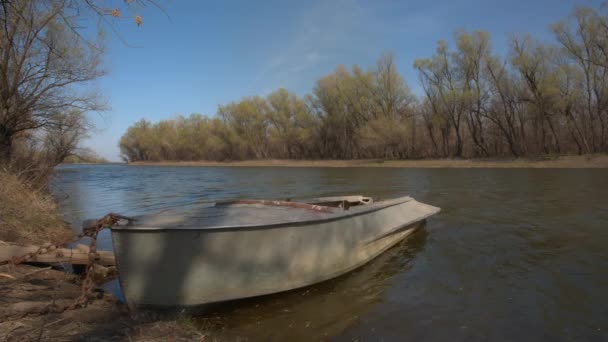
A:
[9,242,59,265]
[69,213,133,309]
[7,212,134,317]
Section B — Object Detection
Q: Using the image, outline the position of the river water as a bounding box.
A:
[52,164,608,340]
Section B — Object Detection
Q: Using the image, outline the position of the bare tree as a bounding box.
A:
[454,31,491,157]
[0,0,105,166]
[511,37,562,154]
[485,56,527,156]
[414,41,466,157]
[43,110,89,165]
[553,7,608,152]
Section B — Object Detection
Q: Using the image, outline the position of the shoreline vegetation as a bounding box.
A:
[62,149,110,164]
[128,155,608,168]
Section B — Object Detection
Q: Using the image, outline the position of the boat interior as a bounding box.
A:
[215,195,375,213]
[111,195,382,230]
[303,195,374,210]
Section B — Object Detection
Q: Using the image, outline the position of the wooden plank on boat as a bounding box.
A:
[0,241,115,266]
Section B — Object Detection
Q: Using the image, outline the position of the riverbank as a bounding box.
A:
[0,171,205,340]
[129,154,608,168]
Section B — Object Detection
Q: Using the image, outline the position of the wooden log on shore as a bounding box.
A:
[0,241,115,266]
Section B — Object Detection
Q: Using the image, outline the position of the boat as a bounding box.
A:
[109,195,440,309]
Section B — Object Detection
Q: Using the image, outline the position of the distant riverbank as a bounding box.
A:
[128,155,608,168]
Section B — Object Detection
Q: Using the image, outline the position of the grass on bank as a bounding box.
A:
[0,170,73,245]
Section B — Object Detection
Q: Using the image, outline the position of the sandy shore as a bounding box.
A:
[129,155,608,168]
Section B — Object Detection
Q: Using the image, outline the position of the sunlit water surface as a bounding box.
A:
[53,164,608,340]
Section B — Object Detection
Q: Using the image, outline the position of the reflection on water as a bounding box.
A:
[196,228,428,341]
[52,164,608,341]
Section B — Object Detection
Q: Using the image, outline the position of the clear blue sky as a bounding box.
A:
[87,0,603,161]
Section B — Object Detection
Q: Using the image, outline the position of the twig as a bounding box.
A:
[36,321,44,342]
[0,273,16,279]
[9,267,52,283]
[43,316,69,329]
[4,322,27,342]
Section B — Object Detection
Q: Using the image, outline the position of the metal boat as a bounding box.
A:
[109,195,440,309]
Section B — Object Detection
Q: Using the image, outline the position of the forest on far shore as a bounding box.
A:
[119,5,608,162]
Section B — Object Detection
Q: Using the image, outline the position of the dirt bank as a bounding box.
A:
[0,264,206,341]
[129,155,608,168]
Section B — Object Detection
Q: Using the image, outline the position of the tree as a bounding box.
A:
[0,0,104,165]
[359,54,417,158]
[485,55,527,156]
[312,65,371,158]
[454,31,491,157]
[511,36,563,154]
[415,41,466,157]
[217,97,270,159]
[371,53,415,120]
[43,110,89,165]
[553,6,608,152]
[119,119,153,162]
[266,89,316,159]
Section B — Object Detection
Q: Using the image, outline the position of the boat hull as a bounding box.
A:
[111,198,439,309]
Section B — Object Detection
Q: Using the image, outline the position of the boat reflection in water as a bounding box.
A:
[194,225,429,341]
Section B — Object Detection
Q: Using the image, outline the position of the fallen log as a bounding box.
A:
[0,241,115,266]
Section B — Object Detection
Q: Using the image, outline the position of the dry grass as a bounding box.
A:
[130,154,608,168]
[0,170,73,245]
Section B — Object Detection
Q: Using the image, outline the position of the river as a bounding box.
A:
[52,164,608,340]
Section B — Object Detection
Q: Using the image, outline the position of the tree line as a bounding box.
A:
[118,5,608,162]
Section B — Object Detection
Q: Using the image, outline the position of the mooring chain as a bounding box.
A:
[7,213,134,317]
[70,213,134,309]
[10,213,131,266]
[10,242,60,265]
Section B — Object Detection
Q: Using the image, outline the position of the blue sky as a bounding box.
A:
[87,0,603,161]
